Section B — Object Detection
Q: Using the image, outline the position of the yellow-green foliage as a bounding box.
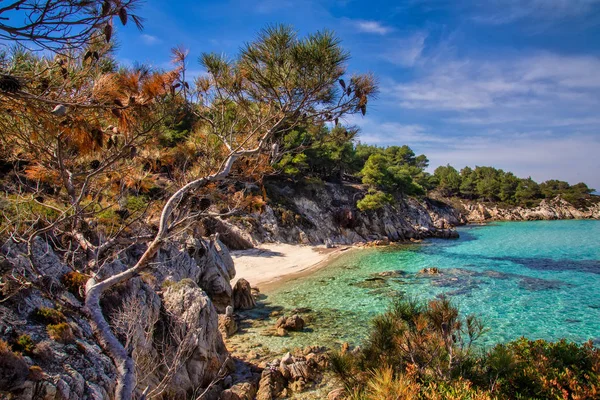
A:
[35,307,66,324]
[357,190,393,211]
[61,271,89,299]
[331,299,600,400]
[0,196,65,239]
[46,323,74,343]
[124,195,149,213]
[13,334,35,354]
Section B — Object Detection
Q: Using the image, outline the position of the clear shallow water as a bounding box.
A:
[247,220,600,351]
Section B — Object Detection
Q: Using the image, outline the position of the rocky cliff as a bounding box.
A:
[460,196,600,222]
[0,236,235,399]
[213,182,599,247]
[221,181,465,246]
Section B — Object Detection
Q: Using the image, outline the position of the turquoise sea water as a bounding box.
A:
[248,220,600,351]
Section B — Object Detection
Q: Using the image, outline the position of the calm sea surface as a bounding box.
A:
[246,220,600,351]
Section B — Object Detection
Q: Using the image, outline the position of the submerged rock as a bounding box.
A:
[275,314,305,331]
[419,267,440,275]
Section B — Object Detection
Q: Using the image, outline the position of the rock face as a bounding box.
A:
[162,281,229,392]
[232,279,256,310]
[227,181,463,245]
[0,235,235,400]
[219,314,238,338]
[225,182,599,245]
[461,196,600,222]
[252,348,327,400]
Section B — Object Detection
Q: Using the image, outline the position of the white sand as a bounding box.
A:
[231,243,353,288]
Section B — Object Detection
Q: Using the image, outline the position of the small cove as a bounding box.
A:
[236,220,600,352]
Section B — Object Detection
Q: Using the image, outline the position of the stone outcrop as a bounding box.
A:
[232,278,256,310]
[219,314,238,338]
[219,382,257,400]
[461,196,600,222]
[0,235,235,400]
[226,181,463,245]
[224,182,598,246]
[251,348,327,400]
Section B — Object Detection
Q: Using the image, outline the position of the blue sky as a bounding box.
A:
[114,0,600,190]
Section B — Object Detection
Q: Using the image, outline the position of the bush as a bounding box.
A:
[46,323,74,343]
[61,271,89,299]
[34,307,66,324]
[27,365,44,382]
[487,338,600,399]
[13,334,35,354]
[330,298,600,399]
[357,191,393,211]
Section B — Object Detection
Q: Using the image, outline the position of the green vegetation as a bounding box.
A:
[275,127,595,209]
[13,335,35,355]
[61,271,90,300]
[46,323,74,343]
[34,307,66,325]
[330,298,600,399]
[434,165,595,206]
[357,190,393,211]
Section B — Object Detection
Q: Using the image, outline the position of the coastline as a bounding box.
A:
[231,243,357,291]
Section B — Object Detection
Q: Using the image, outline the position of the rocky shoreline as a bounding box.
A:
[206,181,598,250]
[2,181,598,400]
[460,196,600,222]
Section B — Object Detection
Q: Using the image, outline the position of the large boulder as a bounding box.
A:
[232,279,256,310]
[162,280,229,393]
[256,367,286,400]
[219,382,257,400]
[154,237,235,313]
[218,314,238,338]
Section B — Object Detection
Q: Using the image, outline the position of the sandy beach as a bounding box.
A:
[231,243,355,289]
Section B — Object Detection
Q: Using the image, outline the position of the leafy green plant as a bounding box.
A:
[13,334,35,354]
[330,298,600,399]
[357,191,393,211]
[61,271,89,300]
[46,323,74,343]
[34,307,66,325]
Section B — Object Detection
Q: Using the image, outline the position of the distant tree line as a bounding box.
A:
[272,128,595,210]
[434,165,595,206]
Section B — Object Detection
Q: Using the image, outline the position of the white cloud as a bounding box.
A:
[387,53,600,114]
[354,20,393,35]
[140,34,161,45]
[352,49,600,189]
[382,31,428,67]
[344,116,450,146]
[471,0,600,24]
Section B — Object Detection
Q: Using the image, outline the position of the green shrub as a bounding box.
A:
[124,195,149,213]
[357,191,393,211]
[13,334,35,354]
[61,271,89,299]
[330,298,600,399]
[46,323,74,343]
[34,307,66,324]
